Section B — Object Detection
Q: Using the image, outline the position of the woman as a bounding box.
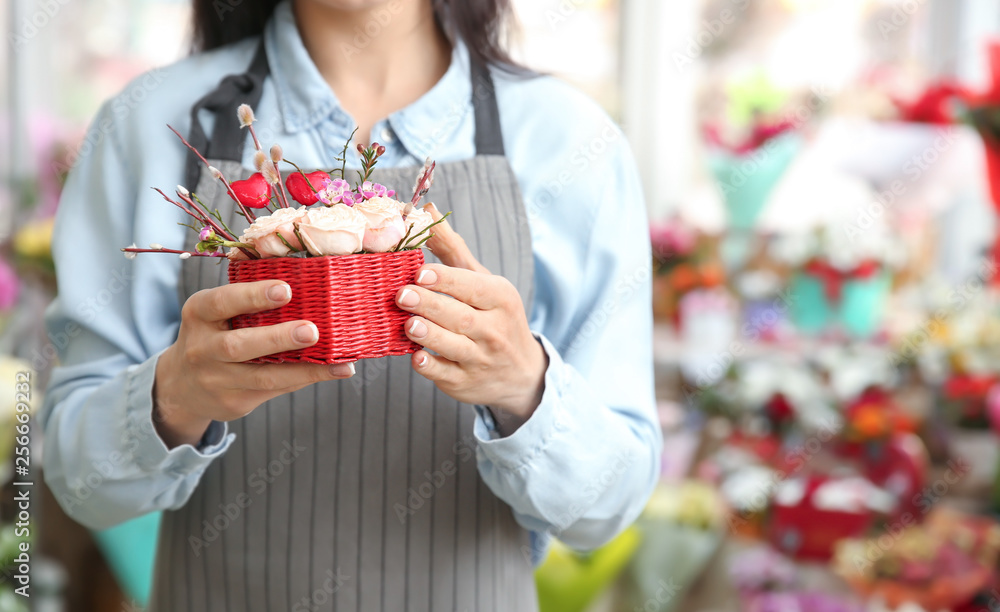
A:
[41,0,660,610]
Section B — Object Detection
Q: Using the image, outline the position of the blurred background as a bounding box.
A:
[5,0,1000,610]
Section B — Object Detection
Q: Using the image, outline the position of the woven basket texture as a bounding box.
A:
[228,249,424,364]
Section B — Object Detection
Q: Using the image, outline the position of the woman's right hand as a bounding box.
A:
[153,280,354,449]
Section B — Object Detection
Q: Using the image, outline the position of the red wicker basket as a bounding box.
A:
[227,249,424,364]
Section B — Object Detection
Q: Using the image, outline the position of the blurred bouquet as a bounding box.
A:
[839,387,916,445]
[896,40,1000,267]
[702,74,808,270]
[774,224,905,338]
[729,546,863,612]
[833,509,1000,611]
[619,482,725,612]
[650,219,724,324]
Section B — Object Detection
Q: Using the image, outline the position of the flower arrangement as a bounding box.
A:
[123,104,443,262]
[649,219,725,325]
[833,509,1000,611]
[122,104,447,363]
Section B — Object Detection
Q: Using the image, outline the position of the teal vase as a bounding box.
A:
[789,270,891,338]
[708,133,802,232]
[709,133,801,270]
[91,511,161,606]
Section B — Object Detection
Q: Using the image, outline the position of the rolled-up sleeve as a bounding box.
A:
[40,101,234,530]
[472,114,661,560]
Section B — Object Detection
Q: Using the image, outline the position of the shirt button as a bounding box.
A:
[380,126,395,143]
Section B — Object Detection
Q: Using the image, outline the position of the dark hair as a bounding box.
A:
[192,0,522,71]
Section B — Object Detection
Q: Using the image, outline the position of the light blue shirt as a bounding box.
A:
[41,1,660,565]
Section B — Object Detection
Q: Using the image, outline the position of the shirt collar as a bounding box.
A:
[264,1,473,161]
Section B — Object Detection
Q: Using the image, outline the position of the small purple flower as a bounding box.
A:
[386,189,396,198]
[360,181,378,200]
[341,191,358,206]
[318,178,351,205]
[199,226,215,241]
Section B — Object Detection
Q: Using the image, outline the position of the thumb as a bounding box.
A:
[424,203,490,273]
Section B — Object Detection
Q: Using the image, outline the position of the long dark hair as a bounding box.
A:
[192,0,522,70]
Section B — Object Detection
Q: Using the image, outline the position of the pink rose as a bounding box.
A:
[241,206,308,258]
[298,204,367,256]
[354,196,406,252]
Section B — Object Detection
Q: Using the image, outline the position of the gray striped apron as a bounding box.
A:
[148,42,539,612]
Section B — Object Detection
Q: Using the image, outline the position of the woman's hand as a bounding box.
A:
[397,204,547,435]
[153,281,355,449]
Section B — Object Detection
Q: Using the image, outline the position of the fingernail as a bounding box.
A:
[408,318,428,338]
[268,283,291,303]
[416,269,437,286]
[330,362,355,377]
[293,323,318,344]
[398,288,420,308]
[416,354,428,367]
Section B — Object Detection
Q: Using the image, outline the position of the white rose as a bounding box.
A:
[403,207,434,243]
[354,196,406,253]
[242,206,307,258]
[298,204,367,256]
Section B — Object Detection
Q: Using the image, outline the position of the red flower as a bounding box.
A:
[895,82,962,125]
[229,173,272,209]
[285,171,331,206]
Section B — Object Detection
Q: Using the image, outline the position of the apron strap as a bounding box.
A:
[184,39,506,189]
[184,41,269,189]
[470,58,505,156]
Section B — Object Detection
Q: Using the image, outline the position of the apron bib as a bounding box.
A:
[148,42,538,612]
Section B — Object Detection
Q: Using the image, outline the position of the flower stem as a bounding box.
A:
[167,124,257,222]
[247,124,263,152]
[123,247,216,257]
[272,161,291,208]
[283,160,322,194]
[162,188,233,241]
[339,126,358,180]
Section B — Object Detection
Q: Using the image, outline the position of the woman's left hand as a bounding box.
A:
[396,204,547,434]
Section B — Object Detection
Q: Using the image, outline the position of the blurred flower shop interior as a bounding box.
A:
[6,0,1000,610]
